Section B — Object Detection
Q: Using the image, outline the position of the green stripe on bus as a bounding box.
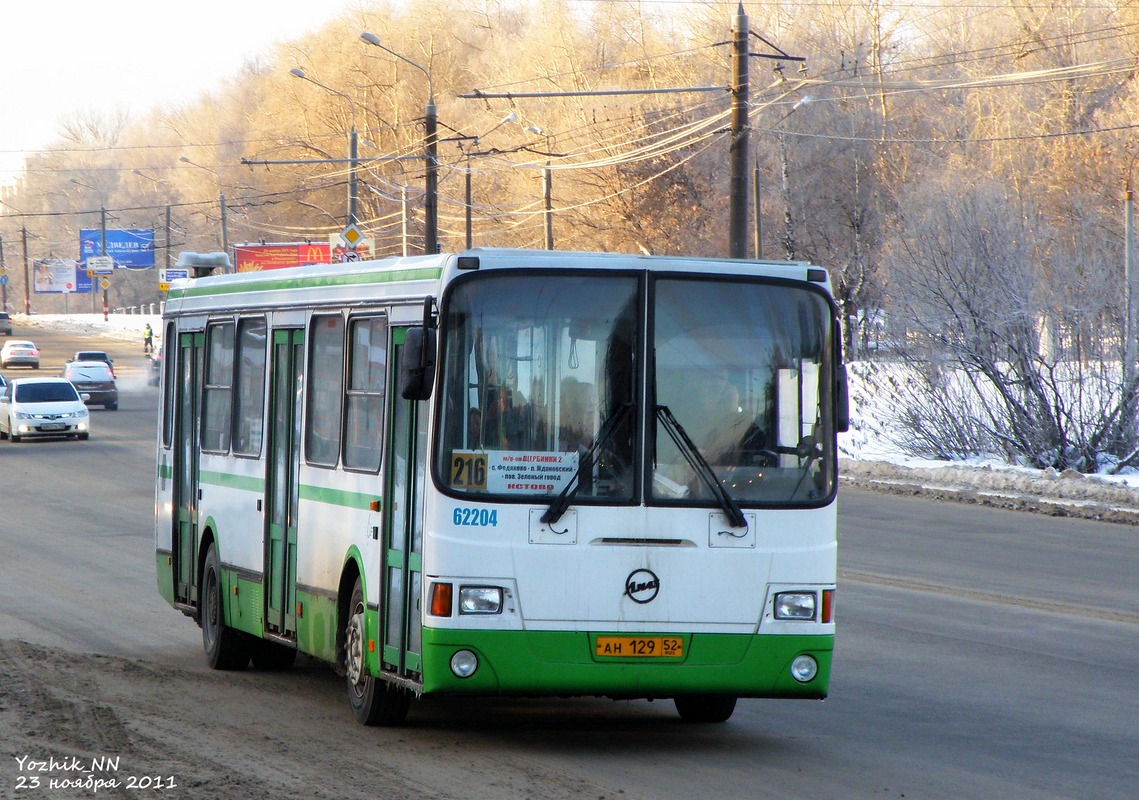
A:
[298,484,380,510]
[199,470,265,493]
[191,470,377,510]
[167,266,443,299]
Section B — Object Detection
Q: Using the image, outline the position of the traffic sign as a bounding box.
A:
[100,278,110,290]
[87,255,115,274]
[339,223,365,247]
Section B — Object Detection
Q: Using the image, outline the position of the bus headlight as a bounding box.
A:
[450,649,479,678]
[459,586,502,614]
[790,655,818,683]
[773,591,817,620]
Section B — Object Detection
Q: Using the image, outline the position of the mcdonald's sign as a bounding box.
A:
[233,242,332,273]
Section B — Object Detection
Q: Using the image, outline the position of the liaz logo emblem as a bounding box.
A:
[624,569,660,604]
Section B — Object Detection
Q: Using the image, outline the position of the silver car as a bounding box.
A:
[0,377,90,441]
[61,360,119,410]
[0,340,40,369]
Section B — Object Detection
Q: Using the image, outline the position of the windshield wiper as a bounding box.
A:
[655,404,747,528]
[541,401,633,525]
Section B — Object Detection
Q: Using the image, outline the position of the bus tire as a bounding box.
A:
[673,694,737,723]
[201,544,250,671]
[345,577,410,726]
[251,639,297,671]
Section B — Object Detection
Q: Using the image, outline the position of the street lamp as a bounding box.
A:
[360,31,438,254]
[178,156,230,261]
[289,67,359,227]
[526,126,554,250]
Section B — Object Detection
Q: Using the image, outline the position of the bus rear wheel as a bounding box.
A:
[345,577,410,726]
[674,694,737,723]
[201,544,250,670]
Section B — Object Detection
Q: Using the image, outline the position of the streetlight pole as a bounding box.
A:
[1125,155,1137,398]
[289,68,359,227]
[360,32,438,254]
[729,4,750,259]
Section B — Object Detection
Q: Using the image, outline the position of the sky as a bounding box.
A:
[0,0,362,184]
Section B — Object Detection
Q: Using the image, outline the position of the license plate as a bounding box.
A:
[39,423,67,431]
[594,636,684,658]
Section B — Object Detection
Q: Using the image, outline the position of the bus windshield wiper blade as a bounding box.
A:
[541,401,633,525]
[655,404,747,528]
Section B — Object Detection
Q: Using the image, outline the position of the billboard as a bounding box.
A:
[234,242,331,273]
[79,229,155,269]
[33,259,81,293]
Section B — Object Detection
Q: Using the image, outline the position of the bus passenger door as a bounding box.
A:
[265,328,304,638]
[382,328,428,676]
[173,331,205,607]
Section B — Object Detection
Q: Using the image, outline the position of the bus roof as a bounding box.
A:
[163,248,832,316]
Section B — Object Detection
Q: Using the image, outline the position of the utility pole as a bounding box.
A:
[1126,174,1135,394]
[543,162,554,250]
[21,226,31,315]
[425,97,439,254]
[728,3,750,259]
[0,235,7,312]
[100,206,109,320]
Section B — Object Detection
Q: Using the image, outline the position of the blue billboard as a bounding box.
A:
[79,229,155,269]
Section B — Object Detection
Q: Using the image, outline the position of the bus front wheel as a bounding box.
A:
[345,577,410,726]
[674,694,737,723]
[201,544,251,671]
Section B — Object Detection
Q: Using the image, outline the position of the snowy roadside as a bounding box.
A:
[840,458,1139,525]
[12,312,1139,525]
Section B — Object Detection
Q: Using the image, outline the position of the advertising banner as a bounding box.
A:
[234,242,331,272]
[33,259,81,294]
[79,229,155,269]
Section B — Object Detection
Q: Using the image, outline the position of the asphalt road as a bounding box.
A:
[1,326,1136,799]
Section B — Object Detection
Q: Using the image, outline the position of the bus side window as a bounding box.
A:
[202,321,235,453]
[233,317,267,457]
[343,316,387,472]
[306,314,345,466]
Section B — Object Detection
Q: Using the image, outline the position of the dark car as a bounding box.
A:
[61,361,119,410]
[0,312,12,336]
[68,350,115,376]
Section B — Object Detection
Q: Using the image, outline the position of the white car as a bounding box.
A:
[0,377,90,442]
[1,340,40,369]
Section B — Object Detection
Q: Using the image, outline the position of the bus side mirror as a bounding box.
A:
[400,327,437,400]
[836,365,850,433]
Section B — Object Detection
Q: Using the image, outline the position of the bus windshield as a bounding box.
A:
[437,272,639,502]
[436,270,836,508]
[652,278,835,505]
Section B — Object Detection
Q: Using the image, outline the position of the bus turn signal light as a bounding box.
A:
[822,589,834,624]
[430,582,453,616]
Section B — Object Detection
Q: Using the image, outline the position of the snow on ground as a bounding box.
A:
[10,312,1139,523]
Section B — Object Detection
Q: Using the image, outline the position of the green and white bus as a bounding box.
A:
[155,248,848,725]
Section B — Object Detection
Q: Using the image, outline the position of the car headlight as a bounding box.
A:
[458,586,503,615]
[14,412,32,420]
[773,591,817,621]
